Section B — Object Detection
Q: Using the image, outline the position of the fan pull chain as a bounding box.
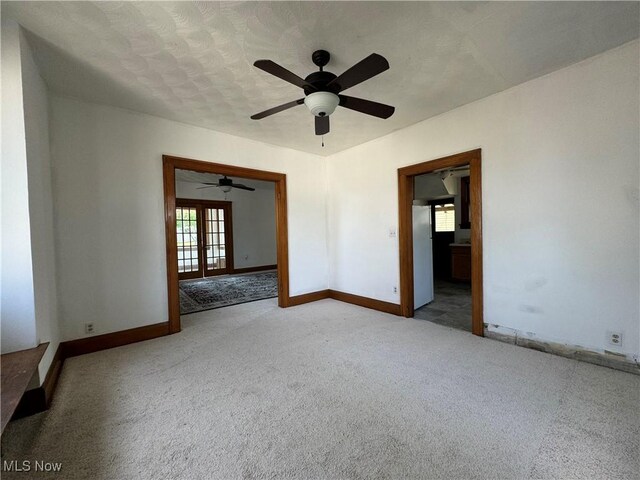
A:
[322,135,324,148]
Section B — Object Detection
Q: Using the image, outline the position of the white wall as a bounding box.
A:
[175,180,277,269]
[0,22,60,382]
[20,30,61,380]
[327,40,640,359]
[1,19,37,354]
[49,97,328,340]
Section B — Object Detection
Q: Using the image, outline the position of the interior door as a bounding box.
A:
[176,205,203,280]
[203,204,233,276]
[431,199,456,279]
[413,205,434,309]
[177,200,233,280]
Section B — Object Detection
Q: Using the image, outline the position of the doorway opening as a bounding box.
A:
[163,156,290,334]
[412,177,471,331]
[398,149,483,336]
[174,171,278,315]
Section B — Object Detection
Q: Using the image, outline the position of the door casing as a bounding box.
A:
[397,148,484,336]
[163,155,290,334]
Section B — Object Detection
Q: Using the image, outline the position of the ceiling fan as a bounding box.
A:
[197,176,255,192]
[251,50,395,136]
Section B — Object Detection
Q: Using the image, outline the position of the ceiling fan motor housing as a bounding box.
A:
[304,70,338,93]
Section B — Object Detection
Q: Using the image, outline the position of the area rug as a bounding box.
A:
[179,271,278,314]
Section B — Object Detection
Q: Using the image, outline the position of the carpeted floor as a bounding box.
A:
[179,271,278,314]
[2,299,638,479]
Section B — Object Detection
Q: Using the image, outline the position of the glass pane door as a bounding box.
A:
[204,207,229,275]
[176,206,202,279]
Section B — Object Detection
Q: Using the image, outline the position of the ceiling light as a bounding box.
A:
[304,91,340,117]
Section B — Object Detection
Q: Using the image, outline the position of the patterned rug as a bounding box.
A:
[179,271,278,314]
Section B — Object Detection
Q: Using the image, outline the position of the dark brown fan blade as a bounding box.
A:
[196,185,218,189]
[327,54,389,92]
[251,99,304,120]
[231,183,255,191]
[339,95,395,119]
[315,115,329,135]
[254,60,316,91]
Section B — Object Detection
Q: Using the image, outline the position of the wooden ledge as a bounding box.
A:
[1,343,48,434]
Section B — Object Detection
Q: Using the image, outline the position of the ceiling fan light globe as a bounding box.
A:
[304,91,339,117]
[220,185,232,193]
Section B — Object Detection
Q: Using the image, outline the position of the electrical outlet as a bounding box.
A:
[607,331,622,347]
[393,286,398,294]
[244,255,249,260]
[389,228,397,238]
[85,323,95,335]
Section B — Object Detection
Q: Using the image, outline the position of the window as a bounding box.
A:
[434,203,455,232]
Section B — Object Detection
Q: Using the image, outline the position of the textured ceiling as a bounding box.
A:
[4,1,639,156]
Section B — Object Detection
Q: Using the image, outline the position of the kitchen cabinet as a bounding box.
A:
[450,244,471,282]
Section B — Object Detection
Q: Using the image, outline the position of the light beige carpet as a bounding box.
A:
[2,299,639,479]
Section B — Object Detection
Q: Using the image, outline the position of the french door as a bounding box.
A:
[176,199,233,280]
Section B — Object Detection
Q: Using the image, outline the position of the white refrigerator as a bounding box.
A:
[412,205,434,309]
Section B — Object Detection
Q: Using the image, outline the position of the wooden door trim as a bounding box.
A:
[398,148,484,336]
[163,155,290,334]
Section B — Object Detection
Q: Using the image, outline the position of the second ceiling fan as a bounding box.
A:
[251,50,395,136]
[198,175,255,192]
